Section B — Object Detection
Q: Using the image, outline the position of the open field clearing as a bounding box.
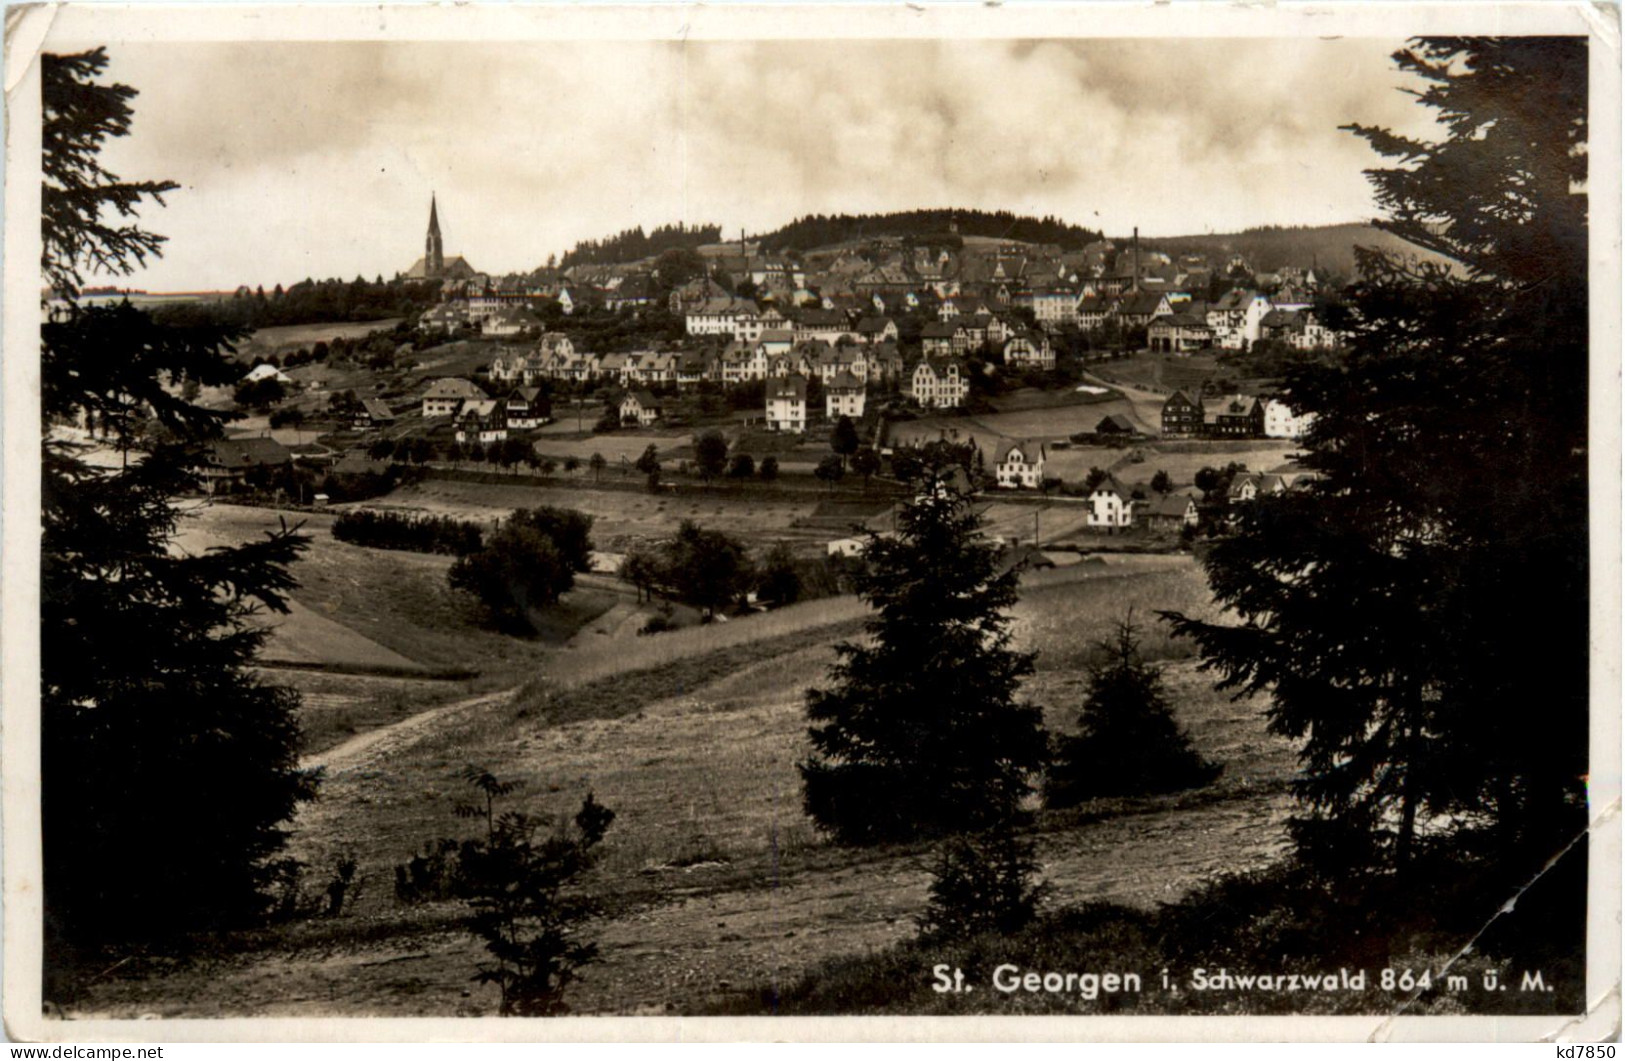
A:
[237,319,403,359]
[1111,440,1303,485]
[61,554,1302,1019]
[359,479,828,548]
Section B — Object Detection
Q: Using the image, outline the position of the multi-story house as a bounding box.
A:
[826,371,866,420]
[910,358,968,410]
[766,374,809,433]
[422,377,486,418]
[1087,476,1138,529]
[994,439,1046,490]
[1161,389,1204,437]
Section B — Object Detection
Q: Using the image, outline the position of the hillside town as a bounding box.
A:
[200,200,1336,534]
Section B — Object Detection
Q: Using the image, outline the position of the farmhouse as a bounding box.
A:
[1087,476,1139,529]
[767,374,809,433]
[454,400,508,444]
[200,436,293,494]
[993,439,1046,490]
[1161,389,1204,437]
[1145,492,1200,530]
[422,377,485,418]
[1203,394,1265,438]
[504,386,547,429]
[355,398,396,430]
[620,390,663,427]
[1096,414,1135,436]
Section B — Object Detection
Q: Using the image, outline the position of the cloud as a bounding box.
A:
[73,36,1435,290]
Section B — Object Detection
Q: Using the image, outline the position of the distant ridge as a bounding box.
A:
[753,209,1106,253]
[1133,222,1455,278]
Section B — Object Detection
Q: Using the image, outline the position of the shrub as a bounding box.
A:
[1047,615,1220,807]
[332,509,484,556]
[918,827,1049,942]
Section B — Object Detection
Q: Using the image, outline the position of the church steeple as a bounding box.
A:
[425,194,444,279]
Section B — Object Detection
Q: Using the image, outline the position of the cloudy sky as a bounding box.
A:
[84,37,1438,291]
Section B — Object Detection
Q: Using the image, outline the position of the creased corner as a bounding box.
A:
[4,4,56,99]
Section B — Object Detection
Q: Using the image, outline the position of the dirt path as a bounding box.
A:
[1080,369,1165,433]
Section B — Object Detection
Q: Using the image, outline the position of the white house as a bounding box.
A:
[241,363,293,386]
[994,439,1046,490]
[910,358,968,410]
[1207,290,1273,349]
[1002,330,1055,372]
[1262,398,1316,440]
[766,374,809,433]
[1087,476,1137,529]
[422,377,486,418]
[826,371,866,420]
[619,389,662,427]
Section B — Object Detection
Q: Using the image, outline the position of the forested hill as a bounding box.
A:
[559,223,724,269]
[757,210,1106,253]
[1138,222,1455,277]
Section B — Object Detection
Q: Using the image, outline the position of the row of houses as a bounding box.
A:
[1161,390,1315,440]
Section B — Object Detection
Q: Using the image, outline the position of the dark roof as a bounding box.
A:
[993,438,1045,464]
[360,398,395,421]
[1096,414,1135,433]
[920,321,960,339]
[210,436,292,468]
[769,375,808,401]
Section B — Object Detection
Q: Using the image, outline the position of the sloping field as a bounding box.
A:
[68,555,1295,1019]
[237,319,402,360]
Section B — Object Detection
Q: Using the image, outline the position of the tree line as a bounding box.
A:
[151,276,441,330]
[331,509,485,556]
[758,209,1105,253]
[556,222,723,269]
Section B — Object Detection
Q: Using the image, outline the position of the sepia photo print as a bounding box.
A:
[3,1,1618,1043]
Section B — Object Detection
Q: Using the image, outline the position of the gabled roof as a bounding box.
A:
[796,309,850,328]
[828,370,865,391]
[360,398,395,421]
[624,389,660,408]
[1148,493,1198,517]
[920,321,961,339]
[423,377,486,400]
[1096,414,1135,433]
[993,438,1045,465]
[1118,291,1167,315]
[210,436,292,468]
[855,316,895,333]
[1089,474,1133,500]
[769,374,808,401]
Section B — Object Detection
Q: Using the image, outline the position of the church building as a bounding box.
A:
[403,195,478,281]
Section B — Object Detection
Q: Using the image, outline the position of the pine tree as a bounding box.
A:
[802,470,1048,843]
[1163,39,1587,874]
[1047,617,1219,807]
[41,48,315,952]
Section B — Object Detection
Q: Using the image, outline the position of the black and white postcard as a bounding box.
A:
[3,1,1618,1044]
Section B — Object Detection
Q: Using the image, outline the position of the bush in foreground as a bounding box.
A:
[1047,616,1220,807]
